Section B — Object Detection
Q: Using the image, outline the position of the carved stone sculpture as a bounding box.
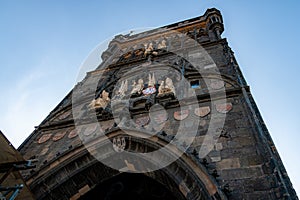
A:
[131,78,144,95]
[88,90,110,109]
[158,39,167,50]
[158,77,176,96]
[165,77,176,95]
[158,80,165,96]
[148,73,155,87]
[116,79,128,97]
[142,73,156,95]
[144,43,153,56]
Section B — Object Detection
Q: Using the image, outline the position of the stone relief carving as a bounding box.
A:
[157,39,167,50]
[142,73,156,95]
[216,103,233,113]
[88,90,110,109]
[52,131,67,141]
[194,106,211,117]
[113,137,126,152]
[131,78,144,95]
[174,110,189,121]
[116,79,128,98]
[38,134,52,144]
[158,77,176,96]
[68,129,78,139]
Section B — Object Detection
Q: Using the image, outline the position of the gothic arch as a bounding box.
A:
[27,128,227,200]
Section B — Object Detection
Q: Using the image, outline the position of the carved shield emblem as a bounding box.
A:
[135,115,150,127]
[174,110,189,121]
[38,134,52,144]
[210,79,224,90]
[216,103,233,113]
[143,86,156,95]
[113,137,126,152]
[58,110,71,120]
[53,131,67,141]
[40,147,49,155]
[68,129,78,139]
[84,124,98,136]
[194,106,211,117]
[152,111,168,124]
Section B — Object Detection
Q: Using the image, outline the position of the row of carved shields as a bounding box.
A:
[134,102,233,126]
[38,129,78,144]
[38,120,116,144]
[38,103,232,143]
[174,102,233,120]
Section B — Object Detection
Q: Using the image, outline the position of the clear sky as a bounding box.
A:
[0,0,299,195]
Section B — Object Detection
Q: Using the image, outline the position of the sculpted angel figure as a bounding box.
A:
[89,90,110,109]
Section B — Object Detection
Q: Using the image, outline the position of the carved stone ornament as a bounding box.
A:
[38,134,52,144]
[58,110,71,120]
[143,73,156,95]
[209,79,225,90]
[143,87,156,95]
[84,123,98,136]
[52,131,67,141]
[40,147,49,155]
[116,79,128,98]
[113,137,126,152]
[152,111,168,124]
[135,115,150,127]
[131,78,144,95]
[174,110,189,121]
[68,129,78,139]
[157,39,167,50]
[158,77,176,96]
[88,90,110,109]
[194,106,211,117]
[216,103,233,113]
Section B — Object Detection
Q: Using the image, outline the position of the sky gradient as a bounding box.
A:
[0,0,299,195]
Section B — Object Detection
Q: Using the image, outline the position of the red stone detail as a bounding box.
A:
[194,106,210,117]
[68,129,78,139]
[53,131,67,141]
[135,116,150,127]
[174,110,189,120]
[84,124,98,136]
[38,134,52,144]
[58,110,71,120]
[216,103,233,113]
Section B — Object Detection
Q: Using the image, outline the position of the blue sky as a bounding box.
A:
[0,0,299,195]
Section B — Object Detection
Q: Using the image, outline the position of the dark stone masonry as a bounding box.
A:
[18,8,298,200]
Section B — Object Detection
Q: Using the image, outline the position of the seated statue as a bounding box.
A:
[89,90,110,109]
[157,39,167,50]
[158,77,176,96]
[131,78,144,95]
[144,43,158,56]
[165,77,176,95]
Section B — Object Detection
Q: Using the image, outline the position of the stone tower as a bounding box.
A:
[18,8,298,200]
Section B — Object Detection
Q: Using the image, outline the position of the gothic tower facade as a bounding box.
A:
[19,8,298,200]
